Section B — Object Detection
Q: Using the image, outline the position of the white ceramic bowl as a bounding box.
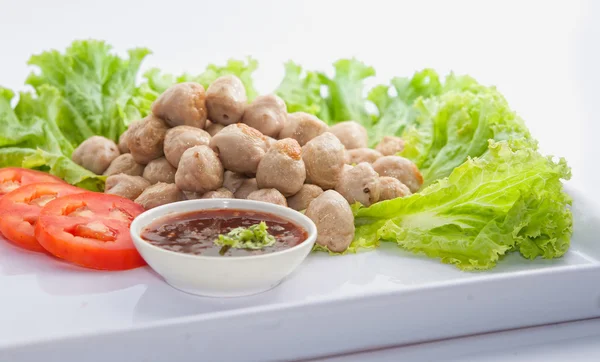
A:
[130,199,317,297]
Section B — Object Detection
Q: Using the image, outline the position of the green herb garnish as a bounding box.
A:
[214,222,276,255]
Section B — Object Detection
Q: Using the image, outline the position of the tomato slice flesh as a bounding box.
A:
[35,193,146,270]
[0,182,86,252]
[0,168,64,198]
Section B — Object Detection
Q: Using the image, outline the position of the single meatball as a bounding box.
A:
[287,184,324,211]
[205,120,225,136]
[241,94,287,137]
[164,126,211,167]
[135,182,184,210]
[256,138,306,196]
[372,156,423,193]
[302,132,346,190]
[209,123,267,175]
[279,112,328,146]
[329,121,368,150]
[247,189,287,207]
[335,163,380,206]
[152,82,207,129]
[378,176,411,202]
[345,148,382,165]
[71,136,120,175]
[127,115,168,165]
[305,190,355,252]
[105,174,150,201]
[201,187,234,199]
[143,157,176,184]
[223,171,247,194]
[118,129,130,154]
[103,154,144,177]
[375,136,405,156]
[175,145,223,193]
[233,178,258,199]
[205,75,247,125]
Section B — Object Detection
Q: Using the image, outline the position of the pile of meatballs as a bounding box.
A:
[71,75,423,253]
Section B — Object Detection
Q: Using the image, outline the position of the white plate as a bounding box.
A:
[1,186,599,362]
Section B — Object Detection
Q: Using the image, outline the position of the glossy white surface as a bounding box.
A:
[130,199,317,297]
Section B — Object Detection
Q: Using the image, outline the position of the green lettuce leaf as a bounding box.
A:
[275,61,330,121]
[352,140,572,270]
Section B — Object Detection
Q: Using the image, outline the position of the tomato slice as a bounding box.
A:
[0,182,86,252]
[34,192,146,270]
[0,168,64,197]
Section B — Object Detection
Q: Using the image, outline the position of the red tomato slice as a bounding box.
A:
[0,168,64,197]
[35,192,146,270]
[0,182,86,252]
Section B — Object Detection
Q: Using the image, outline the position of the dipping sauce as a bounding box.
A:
[141,209,308,256]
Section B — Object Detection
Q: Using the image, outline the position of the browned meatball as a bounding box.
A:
[143,157,176,184]
[302,132,346,189]
[345,148,383,165]
[241,94,287,137]
[152,82,207,129]
[72,136,120,175]
[209,123,267,175]
[118,129,130,154]
[335,162,380,206]
[201,187,234,199]
[206,75,247,126]
[247,189,287,207]
[233,178,258,199]
[377,176,411,202]
[256,138,306,196]
[205,120,225,136]
[175,145,223,193]
[305,190,355,252]
[127,115,168,165]
[287,184,323,211]
[164,126,211,167]
[329,121,368,150]
[223,171,247,194]
[375,136,405,156]
[279,112,328,146]
[372,156,423,193]
[105,174,150,201]
[135,183,184,209]
[103,154,144,177]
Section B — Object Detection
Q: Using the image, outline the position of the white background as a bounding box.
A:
[1,1,599,361]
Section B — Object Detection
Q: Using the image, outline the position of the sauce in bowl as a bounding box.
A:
[141,209,308,257]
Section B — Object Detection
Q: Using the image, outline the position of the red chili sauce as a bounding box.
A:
[141,209,307,256]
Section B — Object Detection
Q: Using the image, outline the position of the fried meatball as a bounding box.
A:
[164,126,211,167]
[134,182,184,209]
[105,174,150,201]
[72,136,120,175]
[205,75,247,125]
[201,187,235,199]
[375,136,405,156]
[256,138,306,196]
[302,132,346,189]
[103,154,144,177]
[143,157,176,184]
[118,129,130,154]
[377,176,411,202]
[305,190,355,252]
[205,120,225,136]
[152,82,207,129]
[223,171,247,194]
[287,184,324,211]
[127,115,168,165]
[233,178,258,199]
[279,112,328,146]
[247,189,287,207]
[345,148,382,165]
[209,123,267,175]
[329,121,368,149]
[335,162,380,206]
[175,145,223,193]
[241,94,287,137]
[372,156,423,193]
